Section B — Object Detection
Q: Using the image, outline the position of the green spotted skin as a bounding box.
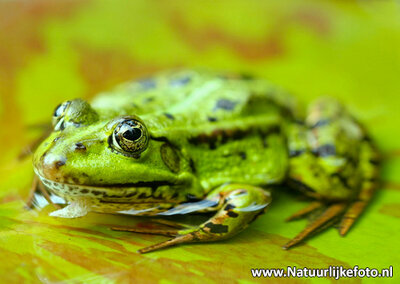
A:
[32,69,379,251]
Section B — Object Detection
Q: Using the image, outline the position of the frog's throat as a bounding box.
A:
[35,173,180,203]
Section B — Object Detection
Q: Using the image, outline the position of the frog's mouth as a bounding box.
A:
[35,173,182,203]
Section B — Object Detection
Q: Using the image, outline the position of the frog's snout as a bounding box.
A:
[34,152,68,183]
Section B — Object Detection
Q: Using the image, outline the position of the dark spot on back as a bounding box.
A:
[238,151,247,160]
[138,78,156,90]
[214,99,237,111]
[81,189,89,194]
[207,116,218,122]
[170,76,191,87]
[164,113,175,120]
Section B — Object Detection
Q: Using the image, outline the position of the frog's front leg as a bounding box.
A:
[49,197,92,218]
[114,184,271,254]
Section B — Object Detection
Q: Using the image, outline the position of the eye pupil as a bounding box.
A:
[111,118,149,156]
[123,128,142,141]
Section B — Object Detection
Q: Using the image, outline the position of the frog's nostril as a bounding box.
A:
[54,160,66,169]
[39,154,67,181]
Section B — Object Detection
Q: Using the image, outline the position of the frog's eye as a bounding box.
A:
[52,101,71,131]
[111,119,149,156]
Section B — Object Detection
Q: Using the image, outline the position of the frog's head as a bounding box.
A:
[33,99,197,202]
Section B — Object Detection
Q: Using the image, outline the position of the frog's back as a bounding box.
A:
[92,69,296,190]
[91,70,296,118]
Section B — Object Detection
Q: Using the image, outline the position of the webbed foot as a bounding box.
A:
[284,202,346,249]
[284,178,378,249]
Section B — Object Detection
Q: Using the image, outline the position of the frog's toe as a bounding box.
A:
[138,234,197,254]
[111,225,179,237]
[283,203,347,249]
[338,185,376,236]
[338,202,365,236]
[285,201,323,222]
[151,218,191,229]
[111,222,196,253]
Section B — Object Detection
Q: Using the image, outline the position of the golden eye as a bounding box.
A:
[52,101,71,130]
[111,118,149,156]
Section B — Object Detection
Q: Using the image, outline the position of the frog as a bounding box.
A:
[30,69,379,253]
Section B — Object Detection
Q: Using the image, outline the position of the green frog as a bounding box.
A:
[31,69,379,253]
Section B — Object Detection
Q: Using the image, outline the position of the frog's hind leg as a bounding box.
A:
[120,184,271,254]
[338,139,380,235]
[285,98,380,248]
